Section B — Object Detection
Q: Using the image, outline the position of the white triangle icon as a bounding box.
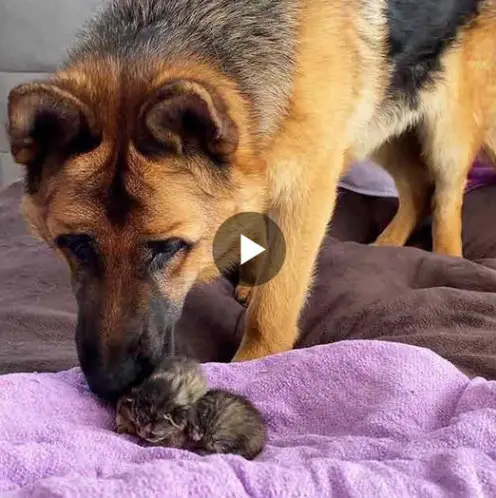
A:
[240,234,266,265]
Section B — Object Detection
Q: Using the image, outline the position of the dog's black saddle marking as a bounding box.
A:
[386,0,484,107]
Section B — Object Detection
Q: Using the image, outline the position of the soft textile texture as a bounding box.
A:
[339,158,496,198]
[339,161,399,197]
[466,159,496,193]
[1,341,496,497]
[3,181,496,378]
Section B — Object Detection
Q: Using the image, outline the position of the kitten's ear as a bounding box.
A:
[116,396,134,415]
[7,82,100,167]
[137,79,238,163]
[115,396,135,433]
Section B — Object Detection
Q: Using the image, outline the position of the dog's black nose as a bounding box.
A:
[83,356,154,402]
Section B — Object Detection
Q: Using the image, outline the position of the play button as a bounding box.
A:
[240,235,265,265]
[212,212,286,287]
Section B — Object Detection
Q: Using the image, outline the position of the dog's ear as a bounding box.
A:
[7,82,100,168]
[138,80,238,164]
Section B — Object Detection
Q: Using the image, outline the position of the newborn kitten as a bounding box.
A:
[115,356,267,459]
[191,388,267,460]
[115,356,207,447]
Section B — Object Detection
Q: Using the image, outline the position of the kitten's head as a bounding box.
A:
[115,381,192,447]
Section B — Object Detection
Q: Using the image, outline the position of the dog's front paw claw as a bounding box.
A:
[234,285,252,307]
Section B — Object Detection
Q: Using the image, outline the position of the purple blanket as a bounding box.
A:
[1,341,496,497]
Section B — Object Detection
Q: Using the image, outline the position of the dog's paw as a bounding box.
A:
[234,285,252,307]
[232,337,291,362]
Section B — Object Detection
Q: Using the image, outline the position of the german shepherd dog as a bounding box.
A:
[7,0,496,400]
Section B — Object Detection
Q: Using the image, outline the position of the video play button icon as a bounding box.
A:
[212,212,286,287]
[240,235,266,265]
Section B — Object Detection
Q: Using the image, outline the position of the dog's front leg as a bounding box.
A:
[232,126,348,361]
[230,0,356,361]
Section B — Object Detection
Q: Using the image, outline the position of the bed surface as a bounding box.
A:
[3,340,496,497]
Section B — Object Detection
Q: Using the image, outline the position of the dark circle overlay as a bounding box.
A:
[212,212,286,287]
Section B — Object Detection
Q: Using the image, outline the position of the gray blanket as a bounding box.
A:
[1,180,496,378]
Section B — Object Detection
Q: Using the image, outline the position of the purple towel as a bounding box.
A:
[467,159,496,193]
[1,341,496,497]
[340,157,496,198]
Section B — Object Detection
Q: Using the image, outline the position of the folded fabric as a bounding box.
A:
[340,157,496,198]
[467,158,496,193]
[339,160,398,197]
[1,340,496,497]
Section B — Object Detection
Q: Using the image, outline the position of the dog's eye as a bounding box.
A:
[56,234,97,265]
[147,238,190,268]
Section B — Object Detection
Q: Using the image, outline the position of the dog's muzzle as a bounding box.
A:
[75,294,179,401]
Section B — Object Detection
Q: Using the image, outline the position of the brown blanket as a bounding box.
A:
[1,180,496,378]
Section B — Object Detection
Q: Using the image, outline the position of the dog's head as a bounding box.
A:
[6,61,267,400]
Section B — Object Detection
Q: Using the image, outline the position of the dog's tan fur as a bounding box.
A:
[7,0,496,368]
